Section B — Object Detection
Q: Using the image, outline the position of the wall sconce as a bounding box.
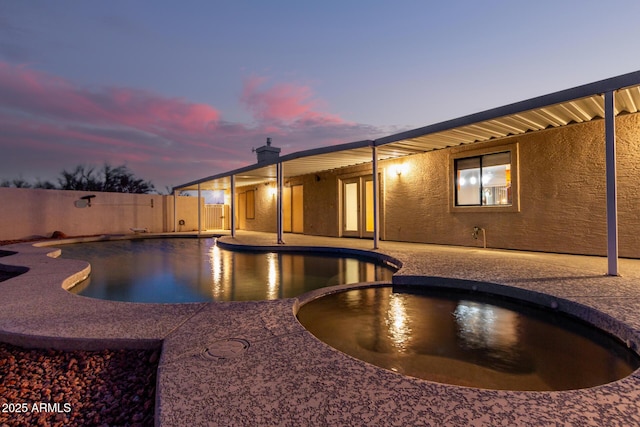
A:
[269,186,278,197]
[389,164,408,177]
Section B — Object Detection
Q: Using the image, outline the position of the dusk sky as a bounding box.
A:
[2,1,640,192]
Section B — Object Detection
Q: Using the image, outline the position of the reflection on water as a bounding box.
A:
[210,243,223,298]
[297,287,640,391]
[455,301,519,349]
[62,238,394,303]
[266,253,278,300]
[453,301,528,373]
[386,293,411,353]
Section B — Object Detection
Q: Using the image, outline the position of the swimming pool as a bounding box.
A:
[296,285,640,391]
[61,238,395,303]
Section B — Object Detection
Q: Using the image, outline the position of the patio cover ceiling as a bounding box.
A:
[175,140,411,191]
[174,70,640,192]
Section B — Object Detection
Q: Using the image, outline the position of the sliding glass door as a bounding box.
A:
[342,176,375,238]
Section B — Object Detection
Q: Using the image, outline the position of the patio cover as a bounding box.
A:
[175,71,640,191]
[174,70,640,275]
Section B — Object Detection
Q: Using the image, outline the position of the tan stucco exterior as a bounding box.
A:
[255,113,640,258]
[235,183,277,233]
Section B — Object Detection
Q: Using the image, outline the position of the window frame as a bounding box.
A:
[449,142,520,213]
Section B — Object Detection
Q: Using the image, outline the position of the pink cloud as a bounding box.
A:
[240,76,345,125]
[0,62,220,136]
[0,62,391,190]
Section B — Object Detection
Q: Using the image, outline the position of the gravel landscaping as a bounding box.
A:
[0,343,159,427]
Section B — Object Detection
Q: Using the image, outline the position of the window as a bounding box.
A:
[455,151,512,206]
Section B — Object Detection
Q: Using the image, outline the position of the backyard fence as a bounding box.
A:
[0,187,203,241]
[203,204,229,230]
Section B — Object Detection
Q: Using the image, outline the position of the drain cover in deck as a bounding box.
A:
[201,338,250,360]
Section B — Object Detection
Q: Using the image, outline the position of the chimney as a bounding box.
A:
[255,137,281,163]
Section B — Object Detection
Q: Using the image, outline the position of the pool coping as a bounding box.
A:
[1,232,640,426]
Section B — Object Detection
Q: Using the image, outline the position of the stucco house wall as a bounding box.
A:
[615,113,640,257]
[303,167,359,238]
[379,114,640,257]
[235,183,277,233]
[293,113,640,258]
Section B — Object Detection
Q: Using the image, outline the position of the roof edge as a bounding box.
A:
[173,139,374,191]
[375,70,640,145]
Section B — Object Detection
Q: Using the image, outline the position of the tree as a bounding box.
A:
[1,164,155,194]
[57,163,155,194]
[57,165,100,191]
[0,178,32,188]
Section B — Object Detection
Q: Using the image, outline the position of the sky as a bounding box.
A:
[2,1,640,192]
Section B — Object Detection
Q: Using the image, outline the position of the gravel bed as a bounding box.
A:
[0,342,159,426]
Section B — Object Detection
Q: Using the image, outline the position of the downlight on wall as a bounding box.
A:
[388,163,409,178]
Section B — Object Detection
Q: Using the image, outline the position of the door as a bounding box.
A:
[363,177,374,237]
[283,187,292,233]
[283,185,304,233]
[342,178,360,237]
[291,185,304,233]
[237,192,246,230]
[342,176,376,238]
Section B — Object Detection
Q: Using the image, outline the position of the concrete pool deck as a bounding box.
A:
[1,231,639,426]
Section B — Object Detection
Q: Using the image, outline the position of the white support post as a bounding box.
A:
[197,183,202,236]
[605,90,619,276]
[277,162,285,244]
[372,145,379,250]
[173,189,178,232]
[230,175,236,238]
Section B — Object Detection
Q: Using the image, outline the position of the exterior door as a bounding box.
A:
[342,177,375,238]
[363,177,374,237]
[237,192,246,230]
[283,187,292,232]
[291,185,304,233]
[283,185,304,233]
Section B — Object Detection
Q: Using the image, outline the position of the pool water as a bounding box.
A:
[296,286,640,391]
[61,238,394,303]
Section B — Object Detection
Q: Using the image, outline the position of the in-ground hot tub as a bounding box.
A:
[296,285,640,391]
